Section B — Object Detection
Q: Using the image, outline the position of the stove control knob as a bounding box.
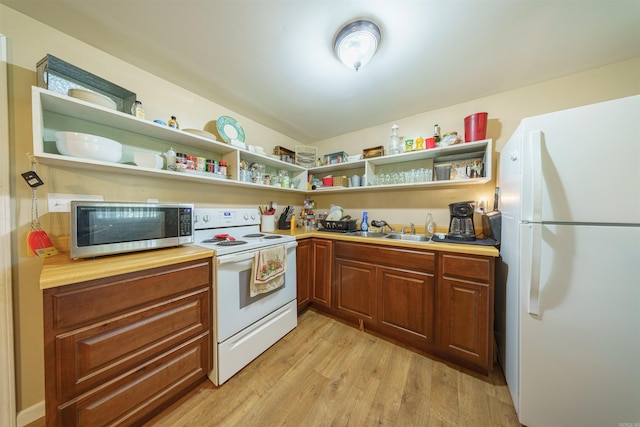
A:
[203,215,210,223]
[243,213,249,220]
[251,213,256,220]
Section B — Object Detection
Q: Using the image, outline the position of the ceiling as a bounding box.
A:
[2,1,639,143]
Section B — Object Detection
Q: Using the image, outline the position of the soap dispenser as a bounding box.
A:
[361,211,369,232]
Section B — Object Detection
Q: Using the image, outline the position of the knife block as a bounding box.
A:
[278,213,291,230]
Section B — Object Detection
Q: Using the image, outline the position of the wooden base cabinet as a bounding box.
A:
[310,239,333,307]
[377,266,435,349]
[333,242,436,350]
[335,258,377,322]
[437,253,494,373]
[43,258,212,427]
[296,239,312,312]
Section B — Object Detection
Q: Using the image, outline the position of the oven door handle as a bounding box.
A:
[216,241,297,265]
[216,252,256,265]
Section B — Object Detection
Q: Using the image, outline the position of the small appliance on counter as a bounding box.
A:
[481,187,501,244]
[447,201,476,241]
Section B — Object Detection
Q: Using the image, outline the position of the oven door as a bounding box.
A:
[214,241,297,343]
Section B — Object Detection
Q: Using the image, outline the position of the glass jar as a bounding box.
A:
[131,100,145,119]
[388,124,402,155]
[175,152,187,172]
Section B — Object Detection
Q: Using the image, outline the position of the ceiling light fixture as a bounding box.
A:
[334,19,381,72]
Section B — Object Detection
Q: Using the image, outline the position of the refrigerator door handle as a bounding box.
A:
[528,222,542,315]
[529,130,544,223]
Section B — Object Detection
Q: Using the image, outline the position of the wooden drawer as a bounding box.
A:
[334,241,378,263]
[440,253,492,283]
[55,288,209,400]
[56,333,209,427]
[49,259,211,329]
[334,241,435,274]
[378,246,435,273]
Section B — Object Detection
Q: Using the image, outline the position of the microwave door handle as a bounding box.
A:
[217,252,255,265]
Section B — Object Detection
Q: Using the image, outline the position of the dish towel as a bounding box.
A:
[250,244,287,297]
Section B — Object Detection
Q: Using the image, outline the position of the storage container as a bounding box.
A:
[37,54,136,114]
[324,151,348,165]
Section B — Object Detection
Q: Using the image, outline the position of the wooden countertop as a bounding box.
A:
[272,228,500,257]
[41,229,497,290]
[40,245,215,290]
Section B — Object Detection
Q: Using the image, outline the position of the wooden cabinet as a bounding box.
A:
[310,239,495,374]
[310,239,333,307]
[377,266,435,349]
[296,239,312,312]
[333,242,436,350]
[335,258,377,322]
[437,253,494,373]
[43,258,212,426]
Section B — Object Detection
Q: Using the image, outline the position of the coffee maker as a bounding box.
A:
[447,201,476,241]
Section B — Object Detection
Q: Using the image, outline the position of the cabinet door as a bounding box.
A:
[335,258,376,322]
[438,278,490,368]
[438,253,494,371]
[296,239,312,312]
[377,266,435,348]
[311,239,333,307]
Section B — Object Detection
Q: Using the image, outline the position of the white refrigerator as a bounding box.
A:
[497,95,640,427]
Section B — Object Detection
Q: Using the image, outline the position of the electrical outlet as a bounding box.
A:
[48,193,104,212]
[476,200,487,213]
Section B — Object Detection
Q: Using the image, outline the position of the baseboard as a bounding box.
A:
[17,400,44,427]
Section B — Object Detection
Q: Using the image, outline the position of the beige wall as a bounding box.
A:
[2,3,639,420]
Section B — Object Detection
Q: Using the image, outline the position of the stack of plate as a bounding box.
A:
[183,129,217,141]
[68,88,117,110]
[295,145,317,168]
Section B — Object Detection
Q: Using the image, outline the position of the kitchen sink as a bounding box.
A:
[346,231,388,238]
[383,233,431,242]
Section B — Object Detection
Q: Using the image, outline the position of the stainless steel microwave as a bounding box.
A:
[70,201,194,259]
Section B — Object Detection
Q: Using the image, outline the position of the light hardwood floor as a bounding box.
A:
[145,309,520,426]
[27,309,520,426]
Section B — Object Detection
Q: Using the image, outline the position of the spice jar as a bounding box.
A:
[206,159,217,173]
[175,152,187,172]
[185,155,195,170]
[131,100,145,118]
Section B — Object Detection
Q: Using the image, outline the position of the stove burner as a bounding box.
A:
[264,235,283,239]
[244,233,265,238]
[201,238,225,243]
[217,240,247,247]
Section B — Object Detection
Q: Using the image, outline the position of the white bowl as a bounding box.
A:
[133,152,163,169]
[55,132,122,163]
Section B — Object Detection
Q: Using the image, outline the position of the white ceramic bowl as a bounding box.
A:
[55,132,122,163]
[133,152,163,169]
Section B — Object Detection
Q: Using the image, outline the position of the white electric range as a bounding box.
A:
[193,208,297,385]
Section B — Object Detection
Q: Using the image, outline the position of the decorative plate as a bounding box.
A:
[216,116,245,143]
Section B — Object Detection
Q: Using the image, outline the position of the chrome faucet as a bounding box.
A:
[371,220,395,233]
[402,222,415,235]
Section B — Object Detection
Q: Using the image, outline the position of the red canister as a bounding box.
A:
[322,176,333,187]
[464,112,488,142]
[185,155,195,170]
